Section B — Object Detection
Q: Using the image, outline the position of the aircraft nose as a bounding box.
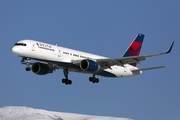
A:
[11,46,20,55]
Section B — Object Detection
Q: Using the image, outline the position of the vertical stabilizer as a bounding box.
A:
[122,33,145,66]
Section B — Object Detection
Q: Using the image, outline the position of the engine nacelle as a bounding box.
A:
[32,63,53,75]
[80,59,100,72]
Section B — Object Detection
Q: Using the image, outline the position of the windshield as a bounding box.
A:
[14,43,27,46]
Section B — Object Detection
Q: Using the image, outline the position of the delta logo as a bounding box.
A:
[36,42,52,48]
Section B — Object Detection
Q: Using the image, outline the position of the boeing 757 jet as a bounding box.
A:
[11,34,174,85]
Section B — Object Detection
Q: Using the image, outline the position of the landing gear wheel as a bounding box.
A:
[62,78,72,85]
[65,80,72,85]
[62,79,66,83]
[89,77,93,82]
[68,80,72,85]
[65,82,69,85]
[89,76,99,84]
[95,78,99,83]
[26,67,31,71]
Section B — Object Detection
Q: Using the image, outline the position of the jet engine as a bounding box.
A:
[80,59,100,72]
[32,63,53,75]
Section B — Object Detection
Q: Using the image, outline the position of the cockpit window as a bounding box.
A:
[14,43,27,46]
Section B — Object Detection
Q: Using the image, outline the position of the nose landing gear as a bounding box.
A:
[26,67,31,71]
[21,58,32,71]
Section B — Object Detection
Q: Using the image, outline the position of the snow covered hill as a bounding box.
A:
[0,106,132,120]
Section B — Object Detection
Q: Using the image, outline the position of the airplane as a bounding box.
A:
[11,33,174,85]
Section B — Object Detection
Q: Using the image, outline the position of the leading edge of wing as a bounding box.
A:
[96,41,174,66]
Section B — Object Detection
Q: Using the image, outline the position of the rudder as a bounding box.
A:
[122,33,145,66]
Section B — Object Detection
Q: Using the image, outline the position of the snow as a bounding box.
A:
[0,106,132,120]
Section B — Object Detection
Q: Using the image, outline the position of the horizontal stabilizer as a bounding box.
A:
[131,66,167,72]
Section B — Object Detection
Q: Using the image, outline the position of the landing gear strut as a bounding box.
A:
[89,74,99,83]
[22,58,31,71]
[62,69,72,85]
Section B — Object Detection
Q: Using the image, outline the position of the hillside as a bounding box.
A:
[0,106,132,120]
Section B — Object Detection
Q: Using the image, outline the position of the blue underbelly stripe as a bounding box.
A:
[30,58,117,77]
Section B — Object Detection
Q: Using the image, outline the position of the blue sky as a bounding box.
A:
[0,0,180,120]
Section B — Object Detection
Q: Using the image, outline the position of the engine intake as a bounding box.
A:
[32,63,53,75]
[80,59,100,72]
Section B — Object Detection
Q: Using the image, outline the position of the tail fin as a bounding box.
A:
[122,33,145,66]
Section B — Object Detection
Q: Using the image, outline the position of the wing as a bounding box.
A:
[96,41,174,69]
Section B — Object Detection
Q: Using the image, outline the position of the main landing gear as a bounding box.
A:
[61,70,99,85]
[62,69,72,85]
[89,75,99,83]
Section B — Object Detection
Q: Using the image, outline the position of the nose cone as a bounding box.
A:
[11,46,20,55]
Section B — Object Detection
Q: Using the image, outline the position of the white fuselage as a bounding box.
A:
[11,40,142,78]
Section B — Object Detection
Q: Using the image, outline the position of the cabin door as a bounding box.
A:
[32,43,35,51]
[54,46,61,57]
[124,65,128,72]
[57,49,61,57]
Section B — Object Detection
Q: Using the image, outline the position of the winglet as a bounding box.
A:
[166,41,174,54]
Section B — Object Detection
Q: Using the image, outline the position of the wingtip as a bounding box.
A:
[166,41,174,54]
